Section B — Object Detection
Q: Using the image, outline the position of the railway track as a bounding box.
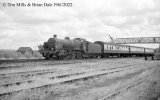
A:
[0,68,58,78]
[0,63,135,78]
[0,64,135,87]
[0,57,143,69]
[0,58,121,64]
[0,59,44,64]
[0,65,135,97]
[98,78,145,100]
[0,59,100,70]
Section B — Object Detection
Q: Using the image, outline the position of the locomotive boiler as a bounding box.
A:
[46,35,82,51]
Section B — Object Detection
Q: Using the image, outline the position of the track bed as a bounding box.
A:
[0,58,159,100]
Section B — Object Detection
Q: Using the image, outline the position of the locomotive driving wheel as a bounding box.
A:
[76,53,82,59]
[65,53,77,59]
[45,53,50,60]
[71,53,76,59]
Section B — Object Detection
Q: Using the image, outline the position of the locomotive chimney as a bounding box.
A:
[53,34,57,38]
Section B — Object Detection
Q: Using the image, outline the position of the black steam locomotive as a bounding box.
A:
[40,35,155,60]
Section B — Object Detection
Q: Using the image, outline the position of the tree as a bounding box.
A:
[37,44,44,51]
[25,52,32,58]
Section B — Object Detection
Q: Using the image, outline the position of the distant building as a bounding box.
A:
[17,47,34,54]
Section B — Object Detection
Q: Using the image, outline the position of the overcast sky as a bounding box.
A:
[0,0,160,50]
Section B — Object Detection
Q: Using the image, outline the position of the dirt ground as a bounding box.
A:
[112,65,160,100]
[0,58,160,100]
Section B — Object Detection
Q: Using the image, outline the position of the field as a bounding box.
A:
[0,58,159,100]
